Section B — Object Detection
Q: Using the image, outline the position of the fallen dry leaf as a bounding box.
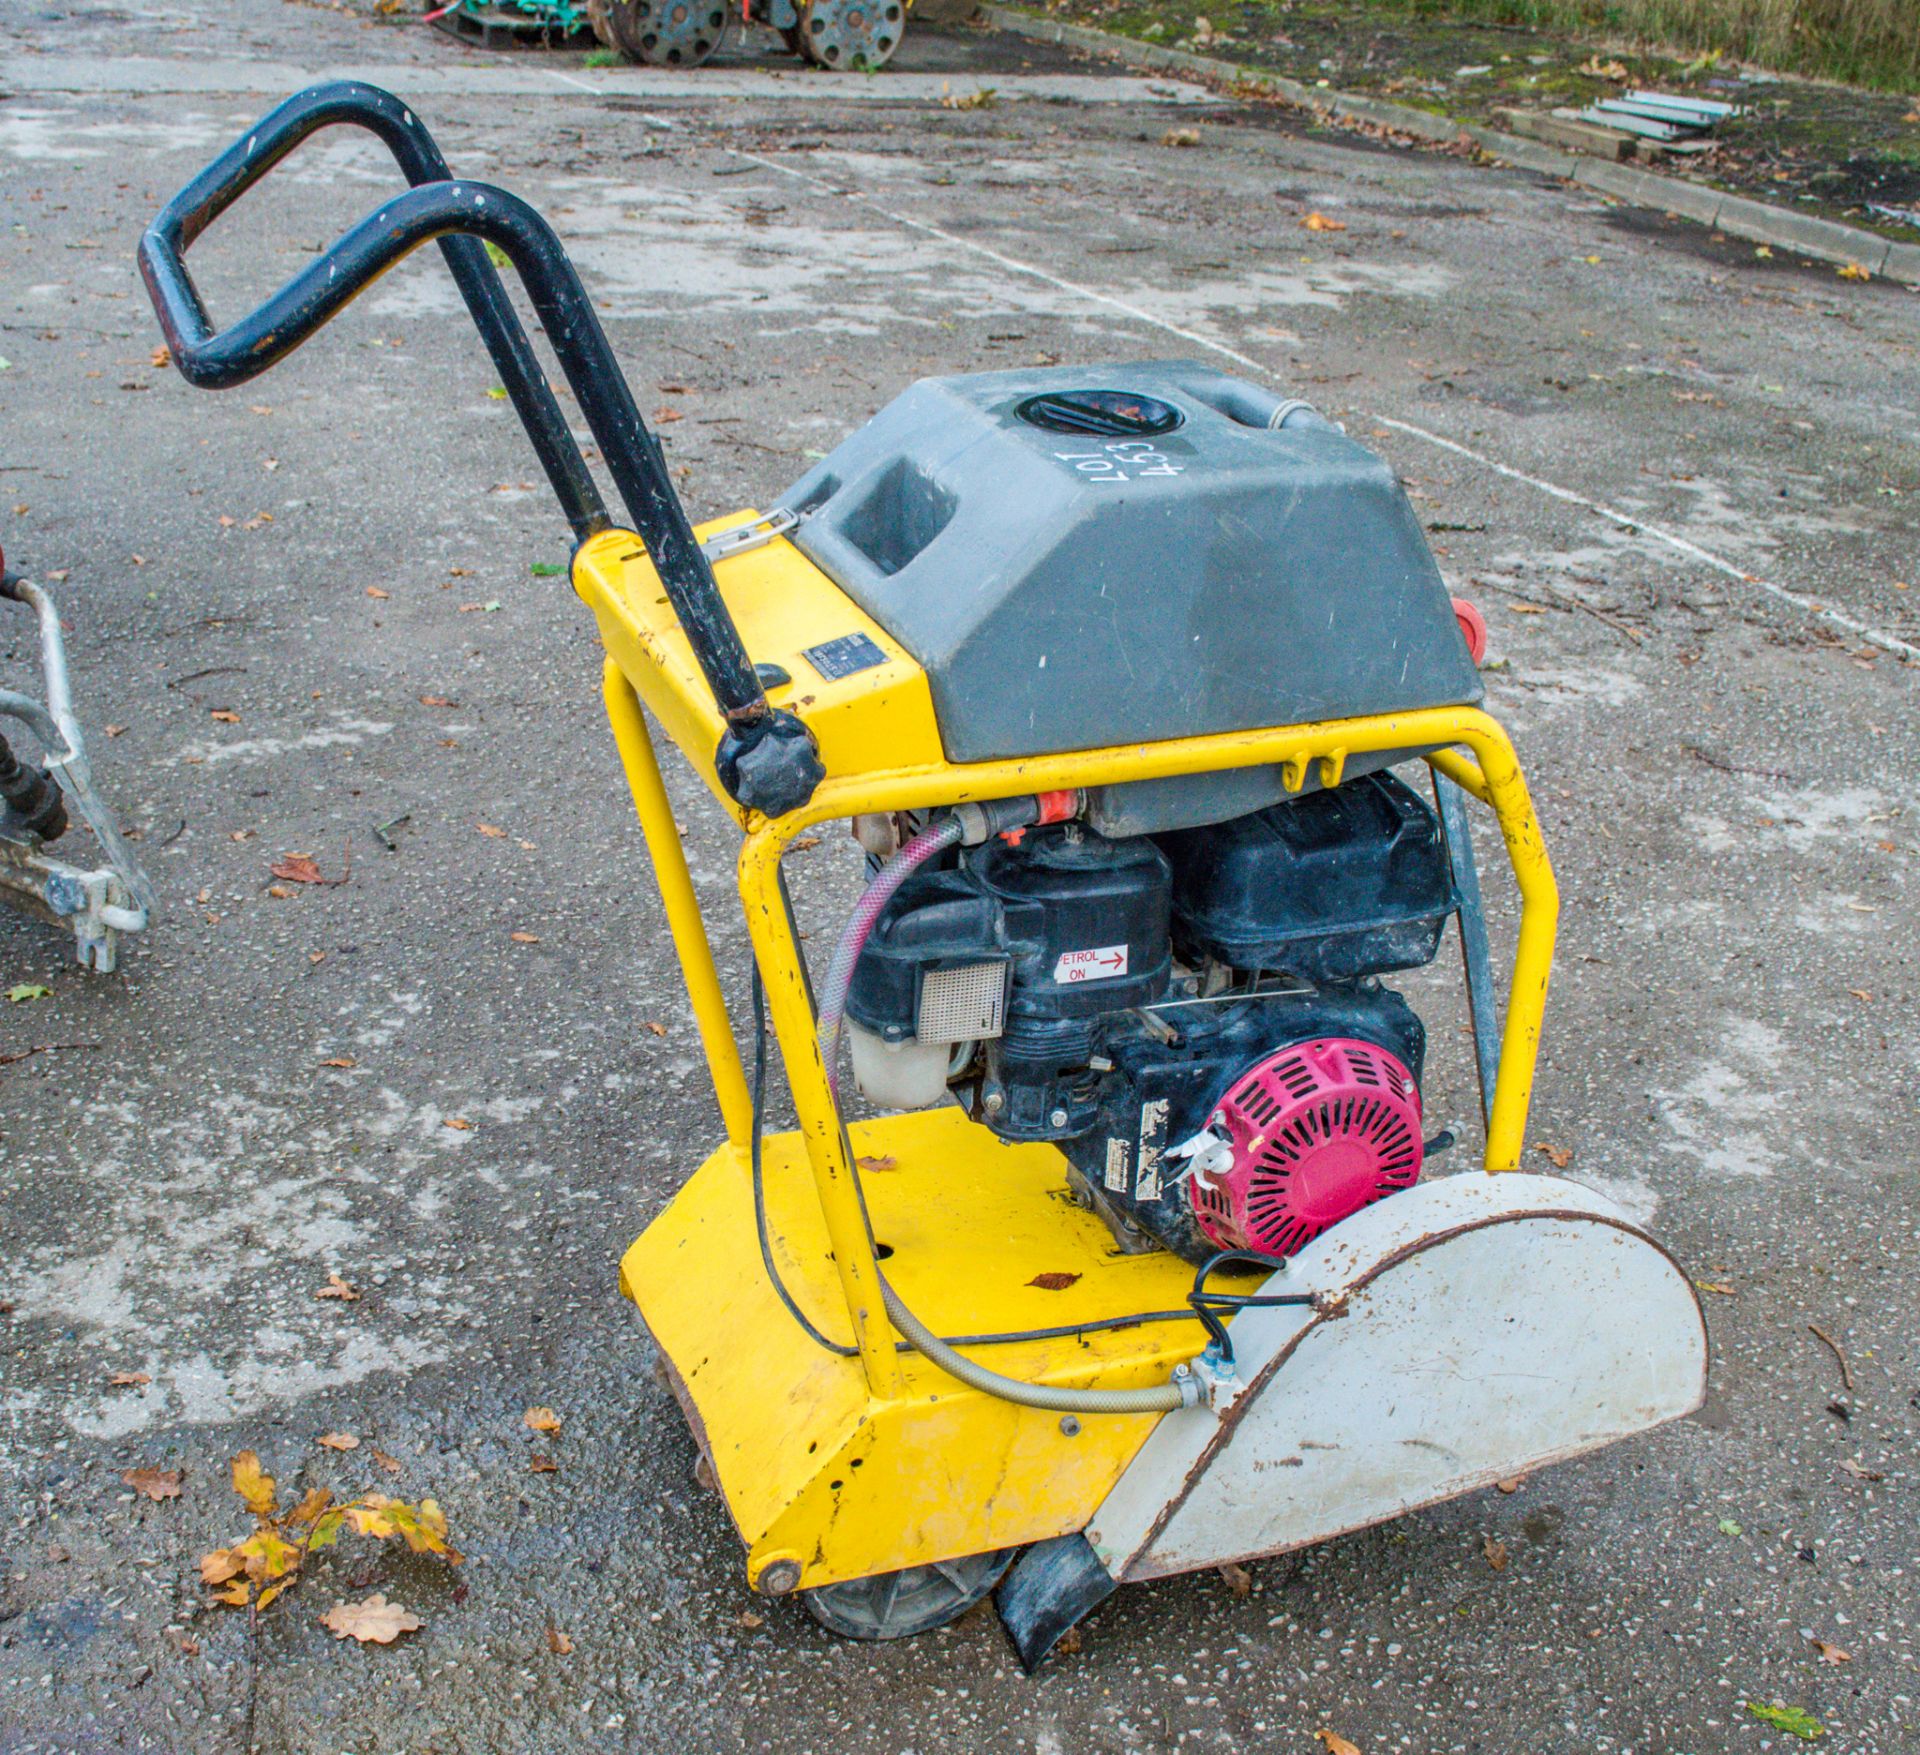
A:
[1218,1561,1252,1597]
[232,1450,277,1519]
[856,1154,898,1173]
[200,1548,244,1586]
[1483,1536,1509,1571]
[286,1487,332,1526]
[1534,1143,1574,1169]
[316,1272,360,1302]
[1027,1272,1081,1292]
[108,1371,152,1388]
[1301,212,1347,232]
[318,1432,359,1452]
[524,1407,562,1435]
[1810,1637,1851,1665]
[547,1625,574,1654]
[320,1594,421,1645]
[123,1467,183,1502]
[1315,1732,1361,1755]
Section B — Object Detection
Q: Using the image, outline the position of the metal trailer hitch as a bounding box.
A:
[0,567,154,972]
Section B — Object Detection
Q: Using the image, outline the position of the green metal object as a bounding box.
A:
[458,0,591,33]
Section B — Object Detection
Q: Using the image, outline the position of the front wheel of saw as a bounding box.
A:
[802,1548,1017,1640]
[601,0,728,65]
[797,0,906,70]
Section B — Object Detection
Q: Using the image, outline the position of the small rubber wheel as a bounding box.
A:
[802,1548,1017,1640]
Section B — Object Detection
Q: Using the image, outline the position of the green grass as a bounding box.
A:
[1361,0,1920,92]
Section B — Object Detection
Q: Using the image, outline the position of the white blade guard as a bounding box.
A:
[1087,1173,1708,1583]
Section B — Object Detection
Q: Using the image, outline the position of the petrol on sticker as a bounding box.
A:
[1054,944,1129,983]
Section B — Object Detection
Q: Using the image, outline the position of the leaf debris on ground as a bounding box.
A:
[321,1594,422,1645]
[123,1468,183,1501]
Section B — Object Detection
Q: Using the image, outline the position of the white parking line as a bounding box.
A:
[737,149,1918,667]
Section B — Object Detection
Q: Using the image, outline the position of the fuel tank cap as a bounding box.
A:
[1015,389,1184,437]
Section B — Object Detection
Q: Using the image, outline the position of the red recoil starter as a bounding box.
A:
[1188,1037,1425,1258]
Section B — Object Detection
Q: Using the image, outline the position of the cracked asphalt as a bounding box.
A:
[2,3,1916,1751]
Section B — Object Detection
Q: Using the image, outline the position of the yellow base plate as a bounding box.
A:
[619,1106,1216,1591]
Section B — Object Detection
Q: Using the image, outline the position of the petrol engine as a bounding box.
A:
[845,771,1457,1265]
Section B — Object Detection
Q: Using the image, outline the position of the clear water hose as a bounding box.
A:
[814,815,965,1099]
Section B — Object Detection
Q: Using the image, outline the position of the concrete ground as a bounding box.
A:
[2,3,1916,1751]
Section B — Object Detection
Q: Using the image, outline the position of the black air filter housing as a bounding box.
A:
[1159,772,1456,982]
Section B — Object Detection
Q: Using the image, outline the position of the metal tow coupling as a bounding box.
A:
[1,570,153,972]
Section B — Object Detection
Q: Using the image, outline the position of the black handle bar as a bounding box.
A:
[137,82,823,817]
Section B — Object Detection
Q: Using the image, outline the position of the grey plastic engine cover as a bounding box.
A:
[776,362,1481,774]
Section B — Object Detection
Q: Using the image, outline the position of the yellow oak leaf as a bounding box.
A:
[231,1451,276,1518]
[236,1527,301,1584]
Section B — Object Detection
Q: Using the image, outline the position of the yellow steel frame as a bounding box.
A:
[578,522,1559,1582]
[583,520,1557,1392]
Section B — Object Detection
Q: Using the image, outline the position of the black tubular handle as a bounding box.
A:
[137,82,823,818]
[140,83,607,543]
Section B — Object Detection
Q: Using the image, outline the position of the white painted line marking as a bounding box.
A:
[736,149,1917,666]
[546,66,673,126]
